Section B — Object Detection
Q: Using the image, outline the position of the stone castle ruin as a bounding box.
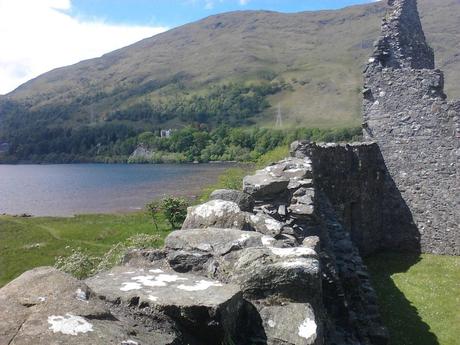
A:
[363,0,459,255]
[0,1,458,344]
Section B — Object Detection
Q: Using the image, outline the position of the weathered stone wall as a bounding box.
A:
[375,0,434,69]
[363,0,459,255]
[291,141,420,256]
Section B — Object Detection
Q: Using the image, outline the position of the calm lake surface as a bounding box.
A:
[0,163,234,216]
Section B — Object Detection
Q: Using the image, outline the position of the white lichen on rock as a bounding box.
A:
[193,200,240,218]
[270,247,316,257]
[121,340,139,345]
[279,259,311,268]
[120,272,190,291]
[267,319,276,328]
[298,316,317,342]
[75,288,87,301]
[48,313,93,336]
[261,236,275,246]
[177,280,223,291]
[120,282,142,291]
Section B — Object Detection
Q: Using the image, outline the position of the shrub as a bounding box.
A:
[96,233,161,273]
[54,247,100,279]
[55,234,162,279]
[161,197,189,229]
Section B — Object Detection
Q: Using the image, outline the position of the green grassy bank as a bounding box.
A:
[0,212,171,286]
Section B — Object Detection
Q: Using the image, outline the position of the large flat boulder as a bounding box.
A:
[164,228,276,273]
[86,265,243,344]
[243,158,313,201]
[166,228,268,255]
[182,200,250,230]
[243,169,290,201]
[0,267,177,345]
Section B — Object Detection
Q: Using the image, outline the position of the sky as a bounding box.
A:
[0,0,379,95]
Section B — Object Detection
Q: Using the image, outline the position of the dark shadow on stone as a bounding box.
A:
[299,142,421,256]
[234,300,267,345]
[373,148,421,255]
[365,252,439,345]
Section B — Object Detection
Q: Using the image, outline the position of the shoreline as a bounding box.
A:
[0,158,242,165]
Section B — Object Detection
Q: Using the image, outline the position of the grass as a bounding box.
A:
[0,212,172,287]
[366,253,460,345]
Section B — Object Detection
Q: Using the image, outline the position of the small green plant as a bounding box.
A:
[161,197,188,229]
[95,233,161,273]
[55,234,162,279]
[54,247,100,279]
[145,200,161,231]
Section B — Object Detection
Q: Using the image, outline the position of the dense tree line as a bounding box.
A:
[130,125,362,163]
[3,123,139,163]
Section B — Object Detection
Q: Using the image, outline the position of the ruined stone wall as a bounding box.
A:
[376,0,434,69]
[291,142,419,256]
[363,0,459,255]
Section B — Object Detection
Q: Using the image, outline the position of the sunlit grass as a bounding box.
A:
[366,253,460,345]
[0,212,172,287]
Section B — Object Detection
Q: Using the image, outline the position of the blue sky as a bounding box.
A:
[0,0,379,95]
[70,0,378,27]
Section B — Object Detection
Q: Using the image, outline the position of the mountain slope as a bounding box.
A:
[4,3,389,129]
[0,0,459,155]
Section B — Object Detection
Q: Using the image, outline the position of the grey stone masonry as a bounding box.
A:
[292,141,420,256]
[363,0,459,255]
[372,0,434,69]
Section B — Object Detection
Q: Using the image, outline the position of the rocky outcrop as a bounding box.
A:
[363,0,459,255]
[128,145,155,163]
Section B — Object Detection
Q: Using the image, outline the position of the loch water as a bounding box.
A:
[0,163,233,216]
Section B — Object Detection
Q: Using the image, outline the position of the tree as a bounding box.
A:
[145,200,161,231]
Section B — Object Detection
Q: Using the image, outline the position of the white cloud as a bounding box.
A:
[204,0,214,10]
[239,0,250,5]
[0,0,167,95]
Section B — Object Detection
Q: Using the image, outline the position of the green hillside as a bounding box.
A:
[0,0,459,162]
